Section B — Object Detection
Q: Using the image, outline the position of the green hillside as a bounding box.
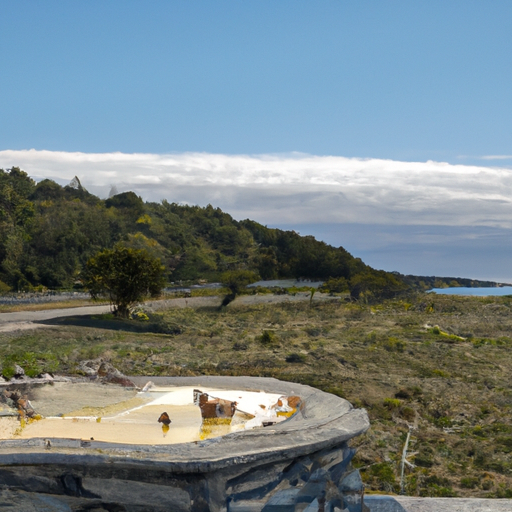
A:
[0,167,406,301]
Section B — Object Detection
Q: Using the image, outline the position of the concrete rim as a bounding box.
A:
[0,376,370,473]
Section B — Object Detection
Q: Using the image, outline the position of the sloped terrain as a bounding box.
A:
[2,292,512,497]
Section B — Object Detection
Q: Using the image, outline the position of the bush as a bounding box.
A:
[369,462,397,487]
[0,279,11,294]
[259,330,278,345]
[384,398,401,409]
[383,337,406,352]
[2,352,42,379]
[286,353,307,363]
[319,276,348,294]
[400,406,416,421]
[460,476,479,489]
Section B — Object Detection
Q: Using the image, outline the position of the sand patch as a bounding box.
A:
[63,396,148,418]
[17,404,203,445]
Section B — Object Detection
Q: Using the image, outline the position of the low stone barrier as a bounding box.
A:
[0,375,370,512]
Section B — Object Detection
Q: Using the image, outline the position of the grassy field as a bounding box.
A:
[2,292,512,498]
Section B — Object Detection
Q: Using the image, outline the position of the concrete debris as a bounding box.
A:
[194,389,238,419]
[158,412,172,425]
[142,380,155,392]
[3,389,36,418]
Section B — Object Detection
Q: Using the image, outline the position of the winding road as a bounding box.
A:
[0,292,338,333]
[0,305,113,332]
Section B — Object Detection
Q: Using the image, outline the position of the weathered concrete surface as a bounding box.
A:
[0,376,369,512]
[365,495,512,511]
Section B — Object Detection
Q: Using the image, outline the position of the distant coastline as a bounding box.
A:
[430,286,512,297]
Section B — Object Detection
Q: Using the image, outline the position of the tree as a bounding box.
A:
[220,269,259,307]
[349,270,407,303]
[83,244,166,318]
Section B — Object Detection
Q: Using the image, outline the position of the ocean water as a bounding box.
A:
[430,286,512,297]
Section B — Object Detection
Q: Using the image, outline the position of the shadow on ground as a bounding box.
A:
[38,314,182,334]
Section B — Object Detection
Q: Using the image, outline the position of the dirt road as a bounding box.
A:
[0,292,336,333]
[0,305,113,333]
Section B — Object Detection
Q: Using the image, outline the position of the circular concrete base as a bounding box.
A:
[0,376,370,512]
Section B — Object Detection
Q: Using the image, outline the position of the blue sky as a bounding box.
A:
[2,2,512,282]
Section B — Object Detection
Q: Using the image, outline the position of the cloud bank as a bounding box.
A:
[1,149,512,229]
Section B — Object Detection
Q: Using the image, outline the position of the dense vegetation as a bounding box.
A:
[0,167,409,301]
[401,274,506,290]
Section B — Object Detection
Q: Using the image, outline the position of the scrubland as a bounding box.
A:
[2,292,512,498]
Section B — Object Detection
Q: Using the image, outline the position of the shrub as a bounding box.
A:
[383,337,406,352]
[259,330,278,345]
[286,353,307,364]
[369,462,397,487]
[2,352,42,379]
[384,398,401,409]
[400,406,416,421]
[460,476,479,489]
[0,279,11,294]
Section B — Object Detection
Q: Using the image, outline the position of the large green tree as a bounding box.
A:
[83,245,166,318]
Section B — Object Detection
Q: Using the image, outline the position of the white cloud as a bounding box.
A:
[2,149,512,228]
[478,155,512,160]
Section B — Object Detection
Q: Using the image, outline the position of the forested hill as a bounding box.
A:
[0,167,418,300]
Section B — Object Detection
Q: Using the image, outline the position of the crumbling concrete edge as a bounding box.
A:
[0,375,370,474]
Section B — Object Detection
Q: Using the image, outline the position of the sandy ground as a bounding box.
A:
[0,383,286,445]
[17,404,204,445]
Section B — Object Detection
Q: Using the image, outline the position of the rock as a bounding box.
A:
[339,470,363,493]
[14,364,25,378]
[17,398,36,418]
[296,469,330,504]
[158,412,172,426]
[0,403,17,417]
[78,359,135,387]
[3,390,37,418]
[97,361,122,377]
[328,448,356,485]
[262,488,301,512]
[104,374,136,387]
[77,359,101,376]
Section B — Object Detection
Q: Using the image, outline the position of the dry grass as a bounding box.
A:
[0,299,104,313]
[2,292,512,497]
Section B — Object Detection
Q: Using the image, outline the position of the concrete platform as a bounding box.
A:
[0,490,511,511]
[365,495,512,511]
[0,375,370,512]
